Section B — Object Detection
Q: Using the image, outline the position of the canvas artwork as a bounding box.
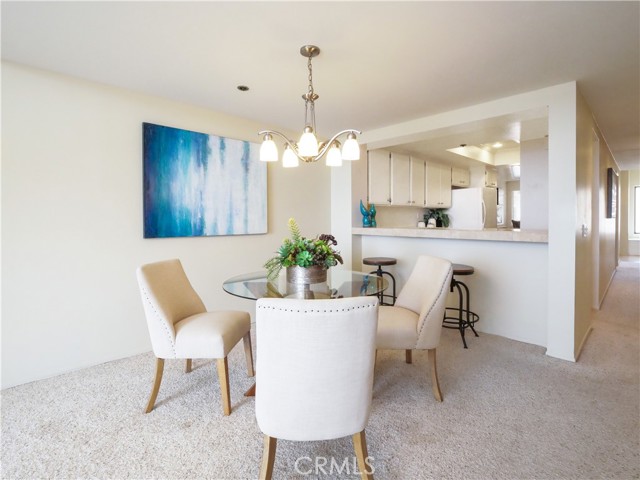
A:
[143,123,267,238]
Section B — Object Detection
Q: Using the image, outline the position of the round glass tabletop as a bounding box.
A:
[222,269,388,301]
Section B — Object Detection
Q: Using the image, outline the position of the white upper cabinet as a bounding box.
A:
[391,152,411,205]
[368,150,425,206]
[368,150,391,205]
[425,162,452,208]
[410,157,425,206]
[451,167,470,187]
[485,167,498,187]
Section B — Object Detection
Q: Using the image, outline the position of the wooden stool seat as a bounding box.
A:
[363,257,397,267]
[452,264,474,276]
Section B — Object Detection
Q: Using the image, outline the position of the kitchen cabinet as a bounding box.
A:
[390,153,411,205]
[425,162,452,208]
[485,167,498,187]
[368,150,391,204]
[368,150,425,206]
[410,158,426,205]
[391,153,425,206]
[451,167,470,187]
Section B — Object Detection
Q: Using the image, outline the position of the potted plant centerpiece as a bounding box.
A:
[264,218,343,284]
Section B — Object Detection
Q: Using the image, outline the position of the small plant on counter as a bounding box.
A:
[424,209,450,228]
[264,218,343,280]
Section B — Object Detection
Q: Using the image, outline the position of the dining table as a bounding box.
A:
[222,268,388,301]
[222,268,388,396]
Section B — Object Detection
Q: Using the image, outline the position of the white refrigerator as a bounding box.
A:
[448,187,497,230]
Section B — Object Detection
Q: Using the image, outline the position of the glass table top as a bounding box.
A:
[222,269,388,301]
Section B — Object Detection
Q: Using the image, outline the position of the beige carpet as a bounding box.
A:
[2,260,639,479]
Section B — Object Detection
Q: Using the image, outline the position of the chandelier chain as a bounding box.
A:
[305,54,316,131]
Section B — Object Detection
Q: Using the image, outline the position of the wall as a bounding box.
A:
[360,83,580,360]
[2,62,331,388]
[596,135,620,304]
[520,138,549,230]
[572,90,619,354]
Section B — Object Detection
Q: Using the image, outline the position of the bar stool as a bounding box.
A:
[363,257,397,305]
[442,263,479,348]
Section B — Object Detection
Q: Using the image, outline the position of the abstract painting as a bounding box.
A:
[143,123,267,238]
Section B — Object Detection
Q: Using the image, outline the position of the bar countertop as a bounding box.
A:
[352,226,548,243]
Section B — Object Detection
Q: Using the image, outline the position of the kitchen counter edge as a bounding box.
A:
[352,227,548,243]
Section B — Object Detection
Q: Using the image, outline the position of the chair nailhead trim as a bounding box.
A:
[257,303,377,314]
[141,285,177,357]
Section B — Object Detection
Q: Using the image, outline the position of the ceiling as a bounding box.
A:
[2,1,639,170]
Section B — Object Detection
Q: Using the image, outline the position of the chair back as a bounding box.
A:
[395,255,453,349]
[255,296,378,442]
[136,259,206,358]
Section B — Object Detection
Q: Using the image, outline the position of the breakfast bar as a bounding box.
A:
[352,227,549,349]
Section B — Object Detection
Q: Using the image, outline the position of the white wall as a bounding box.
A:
[520,138,549,230]
[1,62,331,388]
[360,83,580,360]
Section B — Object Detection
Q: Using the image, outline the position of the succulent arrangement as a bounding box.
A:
[264,218,343,280]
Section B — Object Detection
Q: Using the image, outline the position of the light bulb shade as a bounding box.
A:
[282,146,299,168]
[326,143,342,167]
[341,134,360,161]
[298,127,319,157]
[259,136,278,162]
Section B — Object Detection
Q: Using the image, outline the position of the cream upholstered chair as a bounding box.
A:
[376,255,453,402]
[255,297,378,480]
[136,259,254,416]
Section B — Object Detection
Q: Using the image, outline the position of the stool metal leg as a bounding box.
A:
[370,267,396,306]
[458,280,479,338]
[453,280,468,348]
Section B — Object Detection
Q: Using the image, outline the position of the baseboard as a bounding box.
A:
[597,268,617,309]
[575,324,594,362]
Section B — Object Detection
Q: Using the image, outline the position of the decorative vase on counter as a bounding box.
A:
[360,200,372,227]
[370,204,377,227]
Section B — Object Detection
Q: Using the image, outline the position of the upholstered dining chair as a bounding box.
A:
[376,255,453,402]
[136,259,254,416]
[255,296,379,480]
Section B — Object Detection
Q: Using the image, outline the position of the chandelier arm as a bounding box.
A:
[258,130,298,150]
[310,129,361,161]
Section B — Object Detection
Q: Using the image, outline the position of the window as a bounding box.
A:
[634,185,640,234]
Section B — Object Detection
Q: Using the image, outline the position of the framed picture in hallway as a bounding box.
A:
[142,123,267,238]
[606,167,618,219]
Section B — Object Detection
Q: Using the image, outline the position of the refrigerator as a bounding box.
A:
[448,187,497,230]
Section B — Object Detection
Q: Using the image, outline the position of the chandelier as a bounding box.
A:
[259,45,361,167]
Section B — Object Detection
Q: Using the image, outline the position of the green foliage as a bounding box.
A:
[264,218,344,280]
[424,208,450,228]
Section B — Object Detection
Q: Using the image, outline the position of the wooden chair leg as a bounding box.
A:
[243,332,255,377]
[405,349,412,364]
[185,359,192,373]
[428,348,443,402]
[353,430,374,480]
[145,358,165,413]
[217,357,231,416]
[259,435,277,480]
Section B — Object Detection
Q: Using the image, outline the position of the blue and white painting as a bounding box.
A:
[143,123,267,238]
